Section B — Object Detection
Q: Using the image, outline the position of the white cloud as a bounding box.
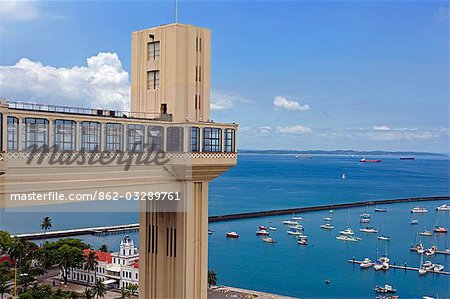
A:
[369,131,437,141]
[258,126,272,134]
[273,96,310,111]
[278,125,312,135]
[210,90,248,111]
[0,2,40,21]
[0,52,130,111]
[372,125,390,131]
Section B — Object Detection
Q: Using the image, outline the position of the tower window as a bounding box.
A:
[147,41,160,60]
[147,70,160,89]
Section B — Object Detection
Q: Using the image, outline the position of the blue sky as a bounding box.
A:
[0,1,448,153]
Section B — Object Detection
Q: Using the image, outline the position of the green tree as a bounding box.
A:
[40,217,52,246]
[207,270,217,289]
[91,280,106,299]
[84,251,98,289]
[117,287,130,299]
[0,281,10,299]
[98,245,108,253]
[82,288,94,299]
[0,231,12,254]
[126,284,138,297]
[57,245,83,285]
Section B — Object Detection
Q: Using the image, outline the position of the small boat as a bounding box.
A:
[433,264,444,272]
[400,156,415,160]
[289,224,303,230]
[256,229,270,236]
[262,237,276,243]
[436,204,450,211]
[291,216,303,220]
[379,255,390,264]
[411,207,428,213]
[283,220,299,225]
[323,217,332,221]
[328,210,334,214]
[360,218,370,223]
[410,219,419,225]
[360,258,373,269]
[419,230,433,236]
[360,158,382,163]
[296,235,308,240]
[375,207,387,212]
[259,225,268,230]
[433,226,448,233]
[287,230,303,236]
[422,261,435,271]
[338,228,354,235]
[419,268,427,275]
[377,235,390,241]
[320,223,334,230]
[373,261,384,271]
[341,173,346,180]
[226,231,239,238]
[374,284,396,293]
[360,213,371,218]
[208,228,215,235]
[336,235,359,242]
[297,239,308,245]
[268,226,277,231]
[360,227,378,233]
[424,246,437,256]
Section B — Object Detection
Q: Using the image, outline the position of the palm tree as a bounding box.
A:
[98,245,108,253]
[117,287,130,299]
[83,288,94,299]
[92,280,106,299]
[40,216,52,246]
[207,270,217,289]
[126,284,138,297]
[84,251,98,289]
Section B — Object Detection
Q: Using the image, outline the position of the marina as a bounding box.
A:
[348,259,450,276]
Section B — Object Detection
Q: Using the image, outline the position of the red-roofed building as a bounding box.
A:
[65,236,139,291]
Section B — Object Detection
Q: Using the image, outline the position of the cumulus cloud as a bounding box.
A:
[278,125,312,135]
[0,52,130,111]
[372,125,390,131]
[210,90,248,111]
[258,126,272,134]
[273,96,310,111]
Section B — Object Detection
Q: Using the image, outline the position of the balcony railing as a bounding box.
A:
[7,101,167,121]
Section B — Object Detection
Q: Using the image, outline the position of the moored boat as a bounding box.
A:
[411,207,428,213]
[283,220,299,226]
[360,218,370,223]
[259,225,268,230]
[262,237,276,243]
[297,239,308,245]
[419,230,432,236]
[287,230,303,236]
[360,213,371,218]
[436,204,450,211]
[360,158,382,163]
[323,217,332,221]
[410,219,419,225]
[226,231,239,238]
[433,226,448,233]
[336,235,359,242]
[360,227,378,233]
[377,235,390,241]
[268,226,277,231]
[400,156,415,160]
[360,258,373,269]
[320,223,334,230]
[291,216,303,220]
[375,207,387,212]
[256,229,270,236]
[338,228,354,235]
[374,284,396,293]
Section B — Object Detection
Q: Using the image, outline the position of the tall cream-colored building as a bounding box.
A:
[0,23,237,299]
[131,23,211,123]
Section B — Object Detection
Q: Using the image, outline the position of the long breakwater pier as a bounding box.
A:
[12,196,449,240]
[348,259,450,276]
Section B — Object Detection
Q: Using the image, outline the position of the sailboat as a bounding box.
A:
[342,173,346,180]
[377,225,390,241]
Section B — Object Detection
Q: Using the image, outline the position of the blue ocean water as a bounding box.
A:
[1,154,449,298]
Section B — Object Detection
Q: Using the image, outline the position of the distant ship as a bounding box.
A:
[400,156,415,160]
[360,158,382,163]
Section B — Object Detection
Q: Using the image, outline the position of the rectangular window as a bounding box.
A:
[105,123,124,151]
[224,129,235,152]
[147,126,164,151]
[166,127,184,152]
[190,127,200,152]
[54,120,76,151]
[22,118,49,150]
[127,124,144,152]
[203,127,222,152]
[7,116,18,151]
[147,41,160,60]
[147,70,160,89]
[80,122,101,151]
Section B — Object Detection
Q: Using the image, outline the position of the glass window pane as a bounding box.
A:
[80,122,101,152]
[167,127,184,152]
[147,126,164,151]
[22,118,49,150]
[54,120,76,151]
[203,127,222,152]
[7,116,18,151]
[127,124,144,152]
[105,123,123,151]
[224,129,235,152]
[190,127,200,152]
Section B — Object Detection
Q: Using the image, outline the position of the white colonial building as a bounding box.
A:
[65,235,139,290]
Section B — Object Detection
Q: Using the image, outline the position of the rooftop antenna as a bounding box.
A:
[175,0,178,23]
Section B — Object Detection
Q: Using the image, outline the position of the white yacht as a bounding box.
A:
[377,235,390,241]
[360,258,373,269]
[323,217,332,221]
[268,226,277,231]
[436,204,450,211]
[291,216,303,220]
[336,235,359,242]
[360,227,378,233]
[283,220,299,226]
[287,230,303,236]
[411,207,428,213]
[373,262,383,271]
[338,228,354,235]
[289,224,303,230]
[256,229,269,236]
[433,264,444,272]
[419,230,432,236]
[410,219,419,225]
[320,223,334,230]
[262,237,276,243]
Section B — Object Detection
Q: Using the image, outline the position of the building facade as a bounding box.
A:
[67,236,140,290]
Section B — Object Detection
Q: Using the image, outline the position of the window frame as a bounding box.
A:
[105,123,124,152]
[166,127,184,152]
[22,117,49,151]
[126,124,144,152]
[224,128,236,153]
[80,121,101,152]
[54,119,77,151]
[190,127,200,152]
[7,116,18,151]
[203,127,222,152]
